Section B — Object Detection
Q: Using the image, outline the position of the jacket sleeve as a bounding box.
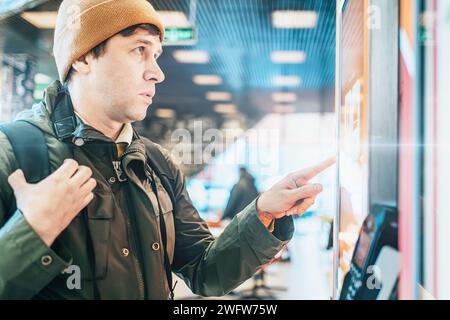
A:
[158,146,294,297]
[0,133,72,300]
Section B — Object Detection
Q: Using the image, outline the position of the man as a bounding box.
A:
[222,167,259,221]
[0,0,334,299]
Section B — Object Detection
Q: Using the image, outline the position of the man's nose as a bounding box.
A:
[144,62,165,84]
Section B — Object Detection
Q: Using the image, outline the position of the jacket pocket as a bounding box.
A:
[84,184,114,280]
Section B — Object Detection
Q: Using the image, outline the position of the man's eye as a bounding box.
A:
[135,46,145,55]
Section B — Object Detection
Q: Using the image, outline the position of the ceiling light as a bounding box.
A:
[193,75,223,86]
[272,92,297,103]
[272,11,318,29]
[155,108,176,119]
[271,51,306,64]
[173,50,209,64]
[157,11,191,28]
[206,92,232,101]
[273,76,302,87]
[214,104,238,114]
[21,11,57,29]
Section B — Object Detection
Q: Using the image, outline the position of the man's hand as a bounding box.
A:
[7,159,96,247]
[256,158,336,222]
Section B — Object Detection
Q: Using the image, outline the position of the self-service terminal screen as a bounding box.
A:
[336,0,402,300]
[337,0,400,300]
[336,0,370,294]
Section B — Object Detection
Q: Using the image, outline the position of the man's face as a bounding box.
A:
[85,28,165,123]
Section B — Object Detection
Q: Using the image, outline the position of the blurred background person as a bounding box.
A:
[221,167,259,222]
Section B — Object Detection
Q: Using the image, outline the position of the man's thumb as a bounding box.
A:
[8,169,28,191]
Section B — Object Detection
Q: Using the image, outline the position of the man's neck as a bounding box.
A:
[68,84,123,141]
[75,110,124,141]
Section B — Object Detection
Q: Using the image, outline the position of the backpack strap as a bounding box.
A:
[0,120,50,184]
[144,141,178,300]
[0,120,49,220]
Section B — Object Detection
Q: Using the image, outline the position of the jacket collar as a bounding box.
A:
[45,81,134,147]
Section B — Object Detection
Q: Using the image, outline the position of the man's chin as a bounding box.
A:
[126,104,150,122]
[125,115,145,124]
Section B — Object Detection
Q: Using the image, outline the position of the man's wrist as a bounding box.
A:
[255,194,276,232]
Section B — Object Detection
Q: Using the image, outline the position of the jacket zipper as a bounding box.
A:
[123,210,146,300]
[115,146,146,299]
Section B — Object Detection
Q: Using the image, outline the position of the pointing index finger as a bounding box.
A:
[295,157,336,184]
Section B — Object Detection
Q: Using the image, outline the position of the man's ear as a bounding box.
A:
[71,54,92,75]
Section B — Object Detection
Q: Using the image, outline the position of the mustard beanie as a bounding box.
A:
[53,0,165,82]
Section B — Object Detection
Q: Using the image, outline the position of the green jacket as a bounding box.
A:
[0,81,294,300]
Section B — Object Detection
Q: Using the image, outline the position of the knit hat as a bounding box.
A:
[53,0,165,82]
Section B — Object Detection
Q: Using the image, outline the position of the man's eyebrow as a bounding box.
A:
[134,39,163,55]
